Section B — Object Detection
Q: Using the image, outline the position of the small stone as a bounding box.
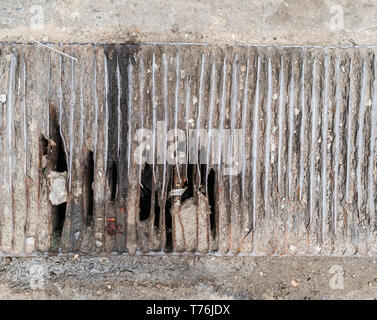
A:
[0,94,6,103]
[95,240,103,248]
[291,280,299,287]
[48,171,67,205]
[73,254,79,260]
[49,139,57,147]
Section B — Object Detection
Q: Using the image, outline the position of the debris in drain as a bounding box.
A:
[172,192,212,252]
[105,217,117,236]
[168,188,187,199]
[0,93,6,103]
[48,171,68,206]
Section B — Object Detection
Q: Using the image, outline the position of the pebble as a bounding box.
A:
[291,280,299,287]
[0,94,6,103]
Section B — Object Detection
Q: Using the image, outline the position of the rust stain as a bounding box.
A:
[105,217,117,236]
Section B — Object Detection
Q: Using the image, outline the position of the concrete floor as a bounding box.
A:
[0,254,377,300]
[1,0,377,299]
[1,0,377,46]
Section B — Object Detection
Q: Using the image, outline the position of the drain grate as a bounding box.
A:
[0,42,377,256]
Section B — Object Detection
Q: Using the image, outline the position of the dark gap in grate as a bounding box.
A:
[109,161,118,201]
[165,167,173,251]
[55,202,67,238]
[85,151,94,227]
[208,168,217,240]
[200,164,208,196]
[40,135,49,156]
[154,189,160,229]
[50,128,69,250]
[182,164,195,202]
[56,125,67,173]
[139,164,152,221]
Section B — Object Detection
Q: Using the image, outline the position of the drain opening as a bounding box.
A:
[200,164,207,190]
[85,151,94,227]
[154,190,160,229]
[139,164,152,221]
[40,135,49,156]
[50,128,68,248]
[182,164,195,202]
[55,202,67,237]
[165,168,173,251]
[56,126,67,173]
[208,169,217,239]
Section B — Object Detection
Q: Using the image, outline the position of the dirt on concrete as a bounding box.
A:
[0,0,377,47]
[0,255,376,300]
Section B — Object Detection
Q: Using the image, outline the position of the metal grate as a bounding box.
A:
[0,42,377,256]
